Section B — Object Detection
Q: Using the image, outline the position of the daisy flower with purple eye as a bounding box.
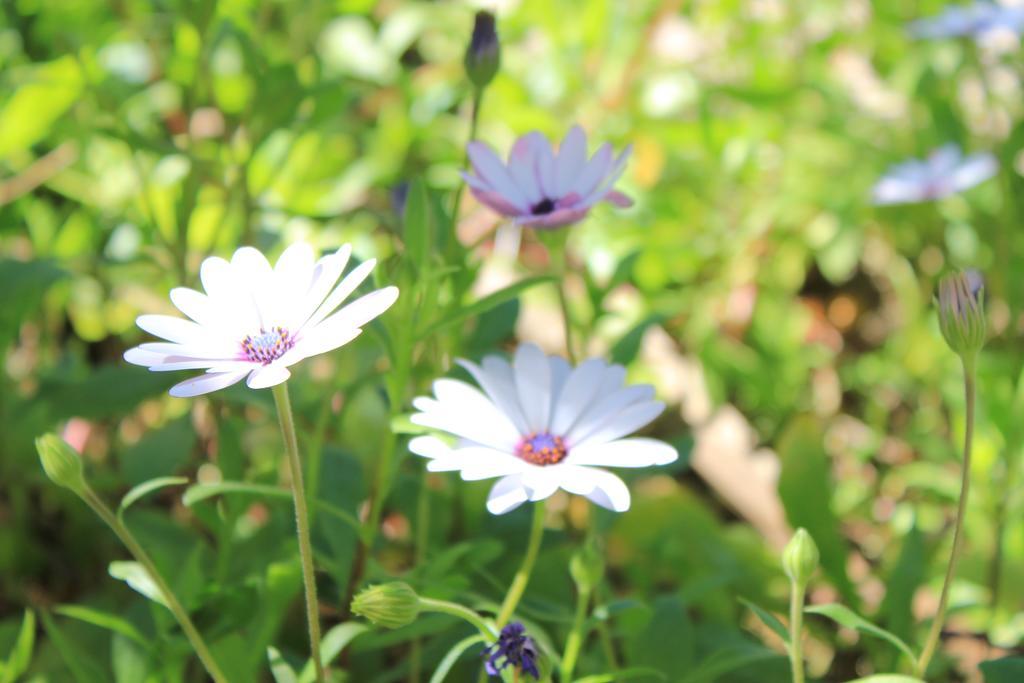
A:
[872,145,997,206]
[463,125,633,230]
[908,2,1024,41]
[125,243,399,397]
[409,343,677,515]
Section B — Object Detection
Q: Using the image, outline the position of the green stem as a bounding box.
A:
[495,501,547,627]
[788,579,806,683]
[915,357,976,678]
[451,88,483,229]
[560,585,592,681]
[80,486,228,683]
[548,237,578,364]
[419,597,497,639]
[271,383,325,683]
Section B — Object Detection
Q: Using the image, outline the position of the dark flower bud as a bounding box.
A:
[465,11,500,90]
[483,622,540,679]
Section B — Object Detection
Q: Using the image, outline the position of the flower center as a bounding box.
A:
[241,326,295,365]
[515,432,567,466]
[530,198,555,216]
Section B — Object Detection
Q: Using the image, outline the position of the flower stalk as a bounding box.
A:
[915,356,977,677]
[495,500,547,627]
[272,383,325,683]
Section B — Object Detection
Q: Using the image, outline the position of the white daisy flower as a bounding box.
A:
[872,145,997,206]
[125,243,399,397]
[409,344,677,515]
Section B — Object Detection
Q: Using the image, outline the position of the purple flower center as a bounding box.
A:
[241,326,295,365]
[516,431,567,466]
[530,198,556,216]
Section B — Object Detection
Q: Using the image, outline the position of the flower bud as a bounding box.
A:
[351,582,421,629]
[464,11,500,90]
[937,269,986,360]
[36,434,86,494]
[782,528,819,587]
[569,539,604,594]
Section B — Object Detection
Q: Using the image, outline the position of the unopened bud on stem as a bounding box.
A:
[937,269,986,361]
[351,582,421,629]
[783,528,819,588]
[36,434,86,494]
[465,11,500,90]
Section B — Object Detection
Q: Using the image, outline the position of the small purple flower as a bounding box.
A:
[872,145,997,206]
[908,2,1024,41]
[482,622,540,679]
[463,126,632,230]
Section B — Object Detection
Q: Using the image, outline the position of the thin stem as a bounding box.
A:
[560,585,592,681]
[788,579,806,683]
[451,88,483,229]
[495,501,547,627]
[272,383,325,683]
[80,487,228,683]
[419,597,497,639]
[916,358,976,678]
[548,237,578,363]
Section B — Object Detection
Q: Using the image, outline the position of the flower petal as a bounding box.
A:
[458,356,531,434]
[550,358,610,435]
[513,343,552,433]
[571,399,665,446]
[554,126,588,198]
[468,141,529,211]
[169,369,250,398]
[486,475,530,515]
[557,466,631,511]
[566,437,678,468]
[304,258,378,331]
[246,364,291,389]
[507,133,545,205]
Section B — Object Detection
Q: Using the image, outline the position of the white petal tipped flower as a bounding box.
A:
[872,145,997,206]
[463,125,633,230]
[125,243,399,398]
[409,344,677,515]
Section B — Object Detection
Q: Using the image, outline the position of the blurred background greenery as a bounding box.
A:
[2,0,1024,681]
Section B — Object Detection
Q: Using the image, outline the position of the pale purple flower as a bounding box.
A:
[409,344,677,514]
[872,145,997,206]
[908,2,1024,41]
[125,243,398,397]
[462,126,632,229]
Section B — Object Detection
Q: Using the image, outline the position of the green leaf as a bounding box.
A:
[182,481,365,539]
[298,622,368,683]
[627,596,695,678]
[39,364,175,421]
[980,656,1024,682]
[38,611,107,683]
[108,561,170,609]
[574,668,669,683]
[805,603,915,663]
[1,609,34,683]
[844,677,926,683]
[118,476,189,518]
[429,634,486,683]
[111,633,149,683]
[777,416,855,602]
[676,646,785,683]
[0,259,65,347]
[404,178,431,272]
[53,605,149,648]
[418,275,556,337]
[879,523,926,642]
[739,597,790,644]
[119,418,195,486]
[0,55,83,157]
[267,646,298,683]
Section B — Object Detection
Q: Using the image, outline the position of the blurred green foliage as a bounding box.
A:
[2,0,1024,681]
